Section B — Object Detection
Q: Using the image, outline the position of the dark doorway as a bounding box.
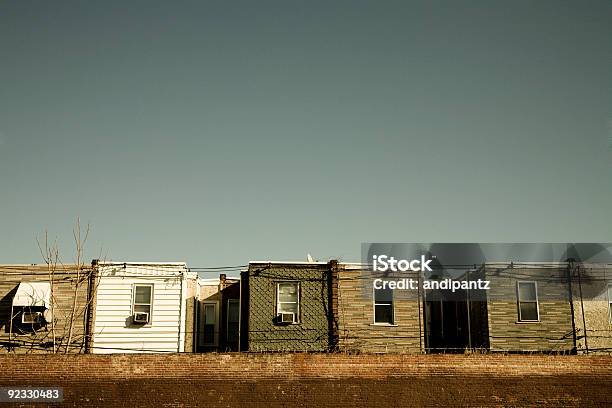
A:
[424,287,490,353]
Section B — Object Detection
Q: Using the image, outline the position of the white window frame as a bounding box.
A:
[516,281,540,322]
[373,285,395,325]
[226,299,240,341]
[276,281,300,324]
[21,309,43,325]
[132,283,154,325]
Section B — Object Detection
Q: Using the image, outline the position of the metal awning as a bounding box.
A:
[12,282,51,307]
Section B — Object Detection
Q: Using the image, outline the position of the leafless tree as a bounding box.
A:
[37,230,60,352]
[30,218,99,353]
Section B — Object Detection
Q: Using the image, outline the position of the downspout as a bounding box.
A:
[327,260,339,352]
[576,262,588,354]
[84,260,98,354]
[237,274,241,352]
[466,266,472,351]
[8,304,14,352]
[417,266,423,353]
[239,270,249,352]
[567,259,577,353]
[178,270,185,353]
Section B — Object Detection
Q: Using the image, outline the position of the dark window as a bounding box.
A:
[374,287,394,324]
[517,281,539,321]
[203,303,216,344]
[12,306,46,334]
[227,299,239,343]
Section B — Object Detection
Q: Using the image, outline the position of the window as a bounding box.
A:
[132,284,153,323]
[374,287,394,324]
[276,282,299,323]
[21,309,44,324]
[517,281,539,322]
[11,281,50,333]
[201,303,217,346]
[12,307,46,334]
[227,299,239,344]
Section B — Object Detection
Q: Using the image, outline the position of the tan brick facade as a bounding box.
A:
[485,266,575,352]
[0,264,93,353]
[571,264,612,353]
[337,267,423,353]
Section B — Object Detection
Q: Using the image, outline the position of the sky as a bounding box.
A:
[0,1,611,269]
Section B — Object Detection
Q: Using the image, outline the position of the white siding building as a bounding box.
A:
[91,262,197,353]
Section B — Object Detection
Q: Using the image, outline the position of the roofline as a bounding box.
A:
[197,277,240,283]
[249,261,330,265]
[94,261,187,266]
[0,263,86,267]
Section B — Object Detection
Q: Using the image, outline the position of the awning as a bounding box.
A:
[12,282,51,307]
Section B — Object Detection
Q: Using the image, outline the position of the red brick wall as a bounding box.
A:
[0,354,610,407]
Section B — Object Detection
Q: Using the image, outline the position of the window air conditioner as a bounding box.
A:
[133,312,149,324]
[278,312,295,324]
[21,311,43,324]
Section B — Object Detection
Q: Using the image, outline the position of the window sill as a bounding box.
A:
[370,323,398,327]
[515,320,541,324]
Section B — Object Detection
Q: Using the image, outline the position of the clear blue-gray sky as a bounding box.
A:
[1,1,611,268]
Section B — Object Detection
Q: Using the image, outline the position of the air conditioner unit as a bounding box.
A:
[21,311,43,324]
[133,312,149,324]
[278,312,295,324]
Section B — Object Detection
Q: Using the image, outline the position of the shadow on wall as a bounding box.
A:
[0,286,19,333]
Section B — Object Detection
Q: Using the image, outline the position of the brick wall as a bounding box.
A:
[0,354,610,407]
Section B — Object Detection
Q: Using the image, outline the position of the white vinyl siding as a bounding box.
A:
[92,264,188,353]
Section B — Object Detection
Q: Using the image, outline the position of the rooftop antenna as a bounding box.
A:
[307,253,315,263]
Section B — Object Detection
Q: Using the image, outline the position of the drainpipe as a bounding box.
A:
[84,260,98,354]
[8,304,14,352]
[567,259,577,353]
[219,273,226,350]
[178,270,185,353]
[417,265,424,354]
[327,260,339,352]
[238,273,243,352]
[466,266,472,351]
[575,261,588,354]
